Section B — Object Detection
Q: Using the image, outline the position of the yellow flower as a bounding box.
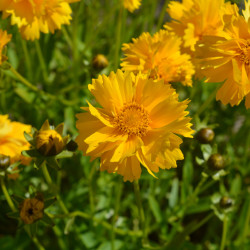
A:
[19,197,44,224]
[165,0,238,52]
[35,120,68,156]
[195,1,250,108]
[76,70,193,182]
[0,0,79,40]
[0,29,12,65]
[123,0,141,13]
[121,30,194,86]
[0,115,31,164]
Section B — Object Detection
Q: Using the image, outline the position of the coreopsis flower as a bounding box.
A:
[0,0,79,40]
[195,0,250,108]
[76,70,193,182]
[19,197,44,224]
[0,29,11,65]
[165,0,238,52]
[35,120,68,156]
[0,115,31,164]
[123,0,141,13]
[121,30,194,86]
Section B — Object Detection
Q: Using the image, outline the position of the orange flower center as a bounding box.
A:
[238,42,250,65]
[114,103,150,137]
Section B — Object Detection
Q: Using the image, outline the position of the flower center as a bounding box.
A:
[238,42,250,65]
[113,103,150,137]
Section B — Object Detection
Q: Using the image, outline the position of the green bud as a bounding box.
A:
[208,154,225,170]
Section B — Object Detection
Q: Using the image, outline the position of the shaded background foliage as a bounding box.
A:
[0,0,250,249]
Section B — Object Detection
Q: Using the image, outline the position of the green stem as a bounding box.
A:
[156,0,169,31]
[21,39,32,80]
[114,3,124,70]
[133,180,148,245]
[220,217,228,250]
[35,40,48,82]
[31,236,45,250]
[41,163,69,214]
[52,223,67,250]
[0,177,17,212]
[49,211,142,237]
[195,84,221,117]
[9,63,39,92]
[111,179,123,250]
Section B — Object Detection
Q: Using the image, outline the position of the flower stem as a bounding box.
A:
[133,180,148,245]
[111,179,123,250]
[35,40,48,82]
[114,3,124,70]
[8,63,39,92]
[0,177,17,212]
[41,163,69,214]
[21,39,32,80]
[49,210,142,237]
[220,217,228,250]
[156,0,169,30]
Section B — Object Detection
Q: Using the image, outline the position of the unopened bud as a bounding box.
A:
[196,128,215,144]
[208,154,225,170]
[92,54,109,70]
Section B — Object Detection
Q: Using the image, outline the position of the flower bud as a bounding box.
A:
[196,128,215,144]
[219,196,233,209]
[0,154,10,171]
[36,130,65,156]
[19,197,44,224]
[208,154,225,170]
[92,54,109,70]
[35,120,68,157]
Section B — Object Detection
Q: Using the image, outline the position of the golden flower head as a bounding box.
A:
[195,0,250,108]
[0,115,31,164]
[19,197,44,224]
[92,54,109,70]
[123,0,141,13]
[0,29,12,65]
[76,70,194,182]
[165,0,238,52]
[0,0,80,40]
[35,120,68,156]
[121,30,194,87]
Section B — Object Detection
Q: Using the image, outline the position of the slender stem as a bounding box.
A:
[156,0,169,30]
[49,211,142,237]
[0,177,17,212]
[41,163,69,214]
[195,84,221,117]
[114,3,124,70]
[31,236,46,250]
[220,217,228,250]
[9,64,39,92]
[88,164,96,217]
[133,180,148,244]
[21,39,32,80]
[111,179,123,250]
[35,40,48,82]
[52,223,67,250]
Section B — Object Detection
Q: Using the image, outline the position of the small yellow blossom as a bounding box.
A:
[0,0,80,40]
[195,0,250,108]
[0,29,12,65]
[19,197,44,224]
[123,0,141,13]
[0,115,31,164]
[76,70,193,182]
[35,120,68,156]
[121,30,194,86]
[165,0,238,52]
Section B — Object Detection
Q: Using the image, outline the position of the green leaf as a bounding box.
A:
[64,217,75,234]
[41,214,54,227]
[148,195,162,223]
[80,232,98,249]
[55,150,74,159]
[169,178,179,209]
[201,144,212,161]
